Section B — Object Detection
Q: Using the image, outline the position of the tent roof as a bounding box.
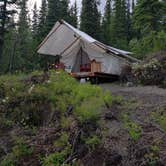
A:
[38,20,139,63]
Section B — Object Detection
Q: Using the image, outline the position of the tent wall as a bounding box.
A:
[102,53,128,75]
[60,40,128,75]
[38,22,79,56]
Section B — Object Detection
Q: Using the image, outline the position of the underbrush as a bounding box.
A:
[132,52,166,87]
[122,114,142,142]
[0,71,112,165]
[151,108,166,132]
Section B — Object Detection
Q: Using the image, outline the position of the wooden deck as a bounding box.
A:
[70,72,119,83]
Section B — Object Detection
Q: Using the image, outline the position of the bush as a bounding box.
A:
[0,71,112,164]
[130,31,166,59]
[132,52,166,86]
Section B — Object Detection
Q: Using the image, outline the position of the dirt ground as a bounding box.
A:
[98,84,166,166]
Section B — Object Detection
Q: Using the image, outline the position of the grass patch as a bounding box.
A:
[122,114,142,141]
[151,108,166,132]
[0,138,33,166]
[0,71,112,164]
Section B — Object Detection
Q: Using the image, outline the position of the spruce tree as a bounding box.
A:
[46,0,61,33]
[0,0,17,63]
[130,0,166,57]
[0,16,17,73]
[38,0,47,42]
[60,0,69,21]
[80,0,101,40]
[110,0,128,49]
[15,0,33,71]
[133,0,164,36]
[69,0,78,27]
[32,2,38,38]
[102,0,112,44]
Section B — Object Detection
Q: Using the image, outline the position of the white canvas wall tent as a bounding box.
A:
[38,20,139,77]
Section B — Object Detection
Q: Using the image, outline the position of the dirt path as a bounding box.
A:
[101,84,166,104]
[100,84,166,166]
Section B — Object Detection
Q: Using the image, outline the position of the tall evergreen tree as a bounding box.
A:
[130,0,166,58]
[38,0,47,42]
[133,0,164,36]
[110,0,128,49]
[102,0,112,44]
[46,0,61,33]
[80,0,101,40]
[0,0,17,64]
[0,16,17,73]
[69,0,78,27]
[14,0,33,71]
[32,2,38,38]
[60,0,69,20]
[126,0,132,41]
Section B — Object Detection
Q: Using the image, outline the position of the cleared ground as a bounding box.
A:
[98,84,166,166]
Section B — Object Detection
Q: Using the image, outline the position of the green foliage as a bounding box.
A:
[133,0,164,36]
[80,0,102,40]
[42,147,71,166]
[0,71,112,126]
[85,135,101,151]
[0,0,17,62]
[0,138,33,166]
[132,54,166,86]
[60,117,73,130]
[0,71,111,164]
[112,95,124,105]
[103,91,113,108]
[0,153,16,166]
[102,0,112,44]
[54,132,69,148]
[151,108,166,132]
[68,1,78,27]
[130,31,166,58]
[109,0,129,50]
[12,139,33,159]
[123,114,142,141]
[74,97,103,124]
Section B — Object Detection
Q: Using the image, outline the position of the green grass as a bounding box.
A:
[122,114,142,141]
[151,108,166,132]
[0,138,33,166]
[0,71,112,165]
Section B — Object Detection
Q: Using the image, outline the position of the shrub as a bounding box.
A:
[74,97,104,124]
[85,135,101,151]
[42,147,71,166]
[0,138,33,166]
